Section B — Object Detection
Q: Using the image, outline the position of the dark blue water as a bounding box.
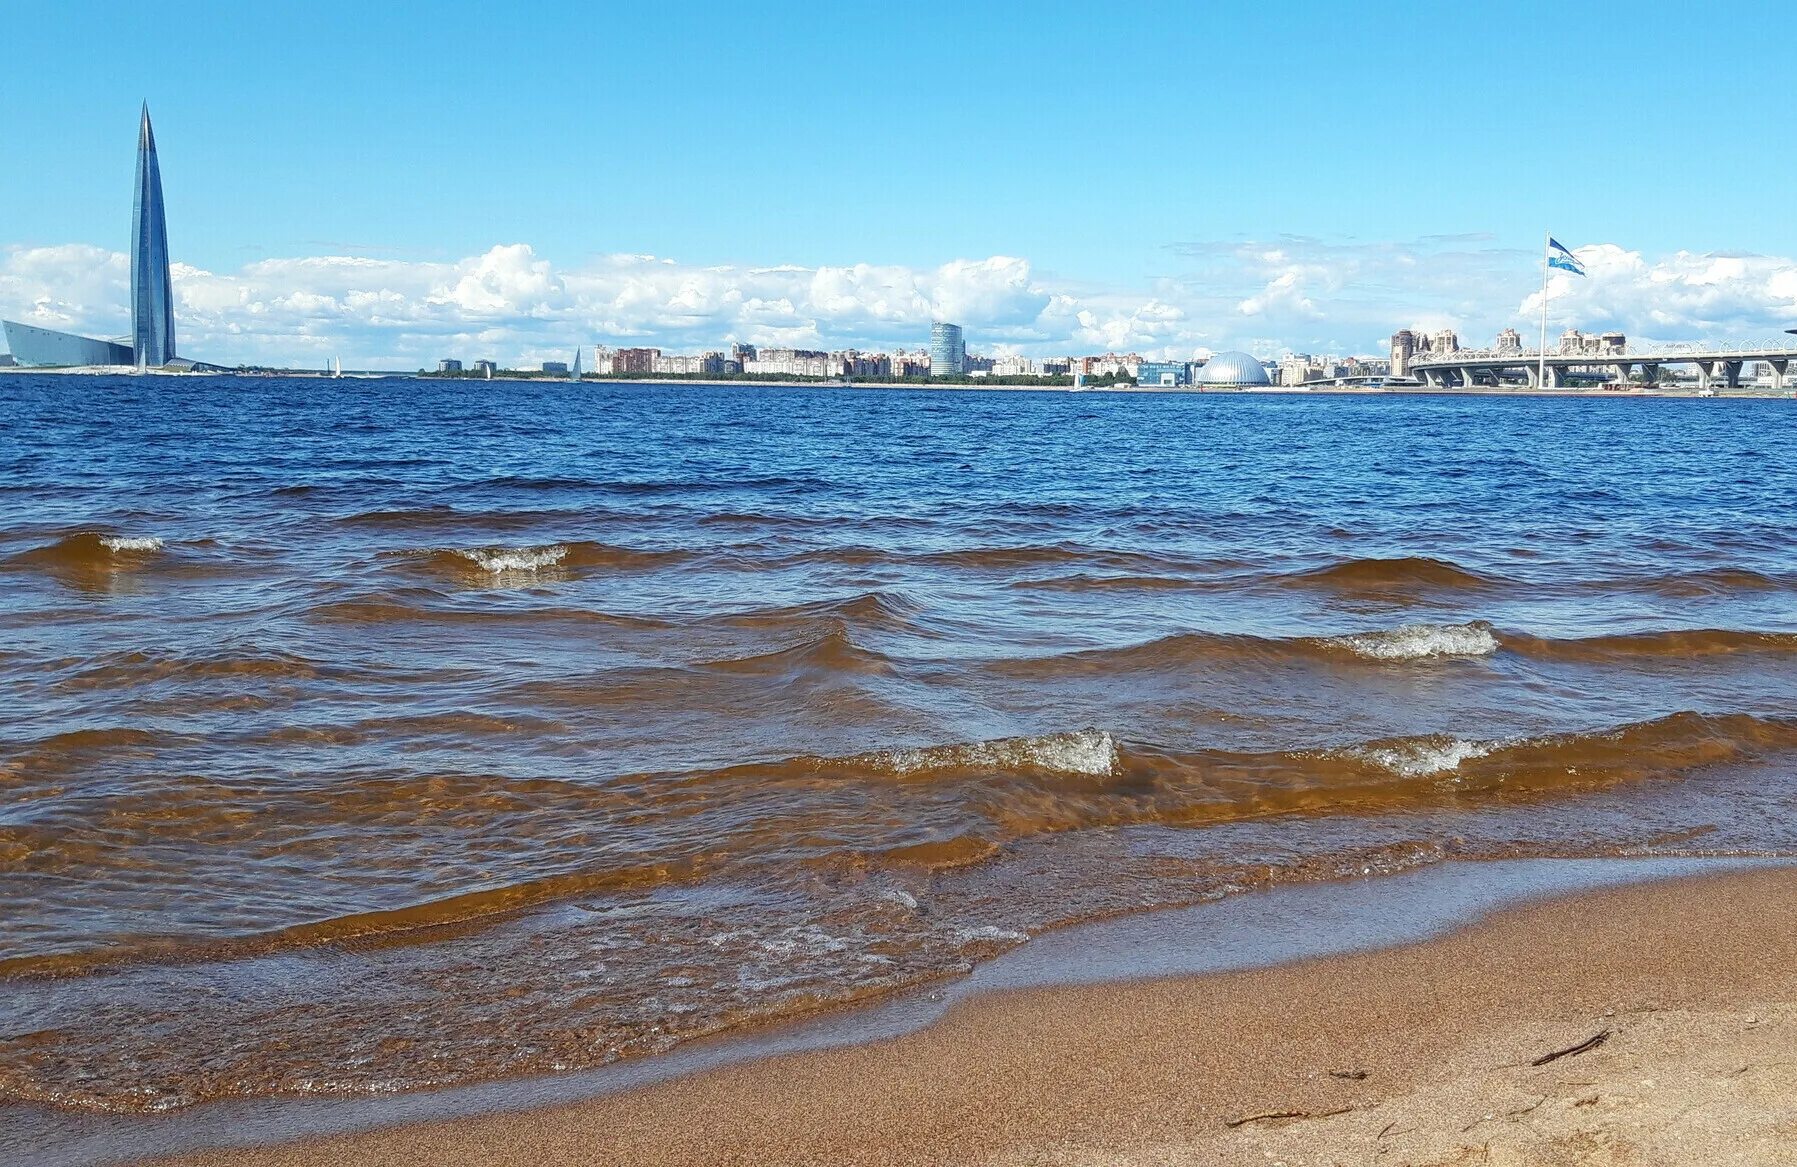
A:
[3,376,1796,1114]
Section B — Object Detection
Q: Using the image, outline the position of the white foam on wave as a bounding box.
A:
[1357,737,1492,778]
[1327,621,1498,661]
[457,544,568,573]
[99,535,164,553]
[874,728,1119,778]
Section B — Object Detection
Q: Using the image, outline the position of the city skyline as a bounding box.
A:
[6,2,1797,367]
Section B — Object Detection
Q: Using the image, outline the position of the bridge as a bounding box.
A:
[1407,339,1797,390]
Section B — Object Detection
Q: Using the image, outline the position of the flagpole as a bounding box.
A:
[1538,231,1550,390]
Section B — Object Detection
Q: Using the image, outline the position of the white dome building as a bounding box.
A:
[1193,351,1271,387]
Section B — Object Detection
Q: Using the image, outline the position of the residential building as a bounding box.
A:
[612,347,660,374]
[891,349,932,377]
[437,359,463,373]
[541,361,569,374]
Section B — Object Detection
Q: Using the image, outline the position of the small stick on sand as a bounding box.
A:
[1225,1106,1354,1128]
[1531,1029,1610,1066]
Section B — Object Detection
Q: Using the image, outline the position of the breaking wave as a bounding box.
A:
[1322,621,1500,660]
[5,531,168,571]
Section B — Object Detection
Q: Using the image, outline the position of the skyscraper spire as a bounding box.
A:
[130,103,175,367]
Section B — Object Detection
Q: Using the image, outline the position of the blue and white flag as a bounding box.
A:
[1547,238,1586,276]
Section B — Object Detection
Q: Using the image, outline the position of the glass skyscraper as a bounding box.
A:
[130,105,176,368]
[929,322,965,377]
[2,105,179,368]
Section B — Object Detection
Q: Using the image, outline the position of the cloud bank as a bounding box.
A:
[5,237,1797,368]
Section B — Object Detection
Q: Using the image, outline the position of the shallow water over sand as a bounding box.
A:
[3,377,1796,1111]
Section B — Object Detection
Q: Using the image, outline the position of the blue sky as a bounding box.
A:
[5,1,1797,366]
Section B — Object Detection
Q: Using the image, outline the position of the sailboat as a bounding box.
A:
[570,348,582,382]
[331,357,342,379]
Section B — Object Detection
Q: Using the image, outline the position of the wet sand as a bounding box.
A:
[147,865,1797,1166]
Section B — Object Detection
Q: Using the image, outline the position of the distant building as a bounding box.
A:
[473,359,497,376]
[1192,351,1271,387]
[437,358,463,373]
[891,349,932,377]
[1390,327,1460,376]
[992,355,1037,377]
[929,322,966,376]
[731,342,757,366]
[653,354,708,375]
[964,353,994,374]
[541,361,568,374]
[1137,360,1187,387]
[1390,330,1419,377]
[1074,353,1142,378]
[4,106,183,368]
[1559,329,1626,356]
[612,347,659,374]
[835,350,892,377]
[1040,357,1071,376]
[1277,357,1313,387]
[744,348,840,377]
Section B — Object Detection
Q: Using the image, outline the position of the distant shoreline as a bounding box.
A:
[0,366,1791,398]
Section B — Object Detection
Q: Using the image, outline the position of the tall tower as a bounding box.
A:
[929,322,965,376]
[131,104,176,367]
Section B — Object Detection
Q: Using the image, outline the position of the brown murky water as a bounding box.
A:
[3,377,1796,1112]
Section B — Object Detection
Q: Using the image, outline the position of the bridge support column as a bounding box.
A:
[1460,367,1478,389]
[1694,361,1714,392]
[1611,361,1632,389]
[1642,363,1659,387]
[1724,360,1743,389]
[1768,359,1788,391]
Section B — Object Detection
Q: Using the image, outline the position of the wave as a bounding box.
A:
[697,627,897,677]
[721,591,928,634]
[996,621,1501,676]
[859,728,1119,778]
[1610,567,1790,598]
[56,648,327,690]
[1507,627,1797,661]
[390,540,691,579]
[8,713,1792,981]
[333,506,601,532]
[305,596,673,629]
[1320,621,1500,660]
[1278,555,1499,593]
[4,531,167,572]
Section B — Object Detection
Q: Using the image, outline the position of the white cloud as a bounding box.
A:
[5,236,1797,368]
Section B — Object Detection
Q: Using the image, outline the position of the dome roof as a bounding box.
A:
[1193,351,1271,386]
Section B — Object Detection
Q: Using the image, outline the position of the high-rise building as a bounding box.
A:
[131,105,176,368]
[1389,330,1418,377]
[3,105,183,368]
[929,322,966,376]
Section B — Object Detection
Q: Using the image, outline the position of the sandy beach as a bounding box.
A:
[136,865,1797,1167]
